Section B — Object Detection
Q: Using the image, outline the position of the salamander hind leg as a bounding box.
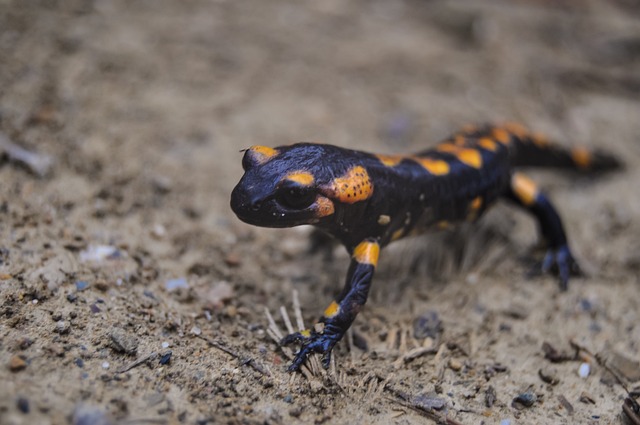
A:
[504,172,581,290]
[281,240,380,371]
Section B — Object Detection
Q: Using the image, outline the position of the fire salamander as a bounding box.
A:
[230,123,620,372]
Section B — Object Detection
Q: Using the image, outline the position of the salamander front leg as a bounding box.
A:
[281,240,380,372]
[505,172,581,290]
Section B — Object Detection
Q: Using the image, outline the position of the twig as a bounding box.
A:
[264,308,315,379]
[196,334,270,376]
[115,352,158,374]
[292,289,305,331]
[0,131,54,177]
[386,395,465,425]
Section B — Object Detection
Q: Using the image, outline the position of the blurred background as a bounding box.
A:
[1,1,639,424]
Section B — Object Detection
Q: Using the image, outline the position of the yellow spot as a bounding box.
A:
[285,171,314,186]
[437,144,483,169]
[470,196,482,210]
[478,137,498,152]
[248,145,278,163]
[512,173,539,206]
[503,122,529,139]
[492,128,511,145]
[412,157,450,176]
[571,147,591,169]
[376,154,404,167]
[352,241,380,267]
[327,166,373,204]
[436,143,458,153]
[378,215,391,225]
[457,149,483,168]
[314,196,335,217]
[324,301,340,318]
[391,228,405,241]
[300,329,311,338]
[437,220,449,229]
[467,196,483,221]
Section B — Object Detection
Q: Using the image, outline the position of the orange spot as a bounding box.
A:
[470,196,482,210]
[571,148,591,169]
[314,196,335,217]
[492,128,511,145]
[248,145,278,163]
[436,143,458,153]
[512,173,539,206]
[437,144,483,168]
[352,241,380,267]
[457,149,483,168]
[328,166,373,203]
[503,122,529,139]
[478,137,498,152]
[412,157,450,176]
[324,301,340,318]
[285,171,314,186]
[454,135,466,146]
[376,154,404,167]
[300,329,311,338]
[391,228,405,241]
[467,196,483,221]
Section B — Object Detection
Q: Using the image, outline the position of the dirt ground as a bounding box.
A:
[1,0,640,424]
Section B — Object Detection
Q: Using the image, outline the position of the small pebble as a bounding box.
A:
[151,224,166,239]
[32,299,38,304]
[538,367,560,385]
[90,303,101,314]
[578,362,590,378]
[55,320,70,334]
[190,326,201,336]
[283,394,293,403]
[74,358,84,368]
[16,396,29,414]
[512,392,537,409]
[9,355,27,372]
[579,391,596,404]
[165,278,189,292]
[159,351,172,365]
[485,385,497,408]
[101,362,110,369]
[500,420,511,425]
[75,281,89,291]
[67,293,78,303]
[448,359,463,371]
[289,407,302,418]
[224,252,241,267]
[413,310,442,339]
[110,328,139,355]
[161,341,170,349]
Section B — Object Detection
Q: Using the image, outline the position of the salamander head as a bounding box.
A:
[230,144,341,228]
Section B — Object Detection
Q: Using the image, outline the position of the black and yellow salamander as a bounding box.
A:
[230,123,620,372]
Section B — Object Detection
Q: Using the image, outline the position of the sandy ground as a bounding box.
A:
[1,0,640,424]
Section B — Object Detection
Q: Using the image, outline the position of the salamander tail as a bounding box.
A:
[501,123,623,173]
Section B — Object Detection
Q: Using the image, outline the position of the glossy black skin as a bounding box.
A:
[231,137,510,251]
[230,124,619,372]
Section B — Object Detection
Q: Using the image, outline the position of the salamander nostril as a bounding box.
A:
[251,202,262,211]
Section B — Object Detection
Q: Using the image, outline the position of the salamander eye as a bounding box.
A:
[276,187,316,210]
